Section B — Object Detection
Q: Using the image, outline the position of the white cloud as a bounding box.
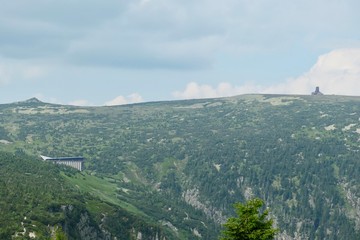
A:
[265,48,360,95]
[105,93,143,106]
[0,59,47,85]
[68,99,91,106]
[1,0,360,70]
[22,66,47,79]
[0,65,10,85]
[66,2,224,69]
[174,48,360,99]
[173,82,261,99]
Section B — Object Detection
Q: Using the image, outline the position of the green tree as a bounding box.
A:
[220,198,278,240]
[54,227,67,240]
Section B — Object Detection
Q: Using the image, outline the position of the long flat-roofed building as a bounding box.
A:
[41,155,84,171]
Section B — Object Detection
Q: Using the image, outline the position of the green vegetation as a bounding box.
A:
[0,151,89,239]
[0,95,360,239]
[61,172,143,215]
[0,152,173,239]
[220,198,278,240]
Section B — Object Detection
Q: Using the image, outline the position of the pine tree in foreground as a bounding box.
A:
[220,198,279,240]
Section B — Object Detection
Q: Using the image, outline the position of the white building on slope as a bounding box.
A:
[40,155,84,171]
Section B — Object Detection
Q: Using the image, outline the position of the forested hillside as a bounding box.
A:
[0,94,359,239]
[0,152,175,239]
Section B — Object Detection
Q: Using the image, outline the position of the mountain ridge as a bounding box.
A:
[0,94,359,239]
[5,93,360,108]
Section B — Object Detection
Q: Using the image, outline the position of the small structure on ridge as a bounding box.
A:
[311,86,323,95]
[41,155,84,171]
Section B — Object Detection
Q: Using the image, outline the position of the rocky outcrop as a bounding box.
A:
[76,212,107,240]
[61,205,107,240]
[182,188,226,224]
[341,182,360,230]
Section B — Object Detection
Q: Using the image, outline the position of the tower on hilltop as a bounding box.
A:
[311,86,323,95]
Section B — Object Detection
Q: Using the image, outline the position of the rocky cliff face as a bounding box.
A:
[62,204,168,240]
[182,188,226,224]
[76,212,106,240]
[60,205,106,240]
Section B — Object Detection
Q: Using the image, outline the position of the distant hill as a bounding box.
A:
[0,94,359,239]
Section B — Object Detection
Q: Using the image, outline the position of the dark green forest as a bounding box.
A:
[0,95,359,239]
[0,152,173,239]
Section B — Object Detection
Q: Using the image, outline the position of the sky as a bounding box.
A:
[1,0,360,106]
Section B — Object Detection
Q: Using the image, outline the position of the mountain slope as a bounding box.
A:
[0,94,360,239]
[0,152,174,239]
[0,151,101,239]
